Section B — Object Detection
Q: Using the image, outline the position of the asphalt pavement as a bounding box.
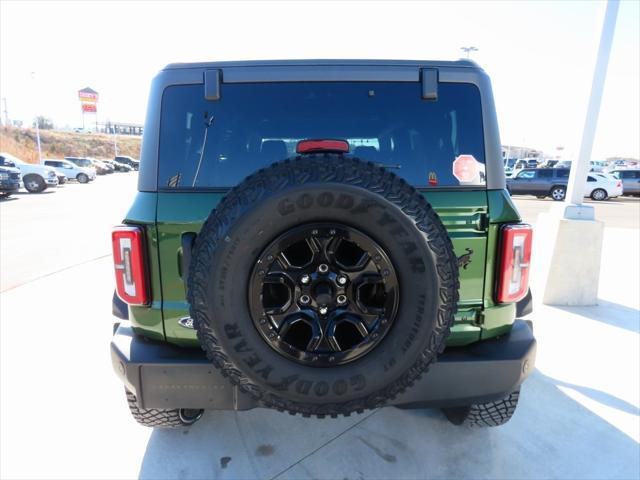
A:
[1,174,638,479]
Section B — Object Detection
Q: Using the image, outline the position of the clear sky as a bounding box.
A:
[1,0,638,159]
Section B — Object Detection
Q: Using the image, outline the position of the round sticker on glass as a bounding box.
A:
[452,155,484,185]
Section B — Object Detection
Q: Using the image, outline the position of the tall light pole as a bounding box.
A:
[460,46,478,58]
[563,0,619,219]
[31,72,43,164]
[2,97,8,127]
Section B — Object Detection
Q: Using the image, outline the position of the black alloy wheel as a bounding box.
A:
[249,224,399,366]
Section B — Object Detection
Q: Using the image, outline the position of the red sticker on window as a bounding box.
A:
[452,155,480,183]
[428,171,438,186]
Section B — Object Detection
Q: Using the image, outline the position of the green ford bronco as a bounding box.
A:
[111,60,535,428]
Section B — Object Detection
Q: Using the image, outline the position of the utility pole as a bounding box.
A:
[2,97,8,127]
[460,46,478,58]
[31,72,43,164]
[563,0,619,219]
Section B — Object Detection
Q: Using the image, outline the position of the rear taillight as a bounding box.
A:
[112,226,148,305]
[617,180,622,188]
[496,224,533,303]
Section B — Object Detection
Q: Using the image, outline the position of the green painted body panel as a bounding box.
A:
[122,188,521,347]
[480,303,517,339]
[122,192,165,340]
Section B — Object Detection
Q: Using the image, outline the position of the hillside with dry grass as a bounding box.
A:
[0,127,141,163]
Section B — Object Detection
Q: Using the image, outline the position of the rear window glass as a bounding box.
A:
[157,82,485,190]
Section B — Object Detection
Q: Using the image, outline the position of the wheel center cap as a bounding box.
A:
[313,281,334,306]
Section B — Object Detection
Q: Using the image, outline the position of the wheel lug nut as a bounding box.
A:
[382,269,390,277]
[337,294,347,305]
[300,295,310,305]
[336,275,347,285]
[319,305,329,315]
[329,229,336,235]
[267,254,274,261]
[374,254,382,262]
[318,264,329,274]
[312,229,319,235]
[300,274,310,285]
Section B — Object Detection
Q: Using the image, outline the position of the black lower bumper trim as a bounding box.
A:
[111,320,536,410]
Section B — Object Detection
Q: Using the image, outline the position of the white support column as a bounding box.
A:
[563,0,620,220]
[534,0,619,306]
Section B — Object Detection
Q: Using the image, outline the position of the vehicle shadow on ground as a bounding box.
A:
[554,300,640,334]
[137,371,640,480]
[535,371,639,417]
[0,196,19,202]
[13,190,56,196]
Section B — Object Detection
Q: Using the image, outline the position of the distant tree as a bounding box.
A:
[33,116,54,130]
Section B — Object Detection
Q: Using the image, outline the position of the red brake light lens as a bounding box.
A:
[296,139,349,154]
[496,224,533,304]
[112,226,148,305]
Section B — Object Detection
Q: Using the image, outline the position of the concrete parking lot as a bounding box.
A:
[1,174,638,479]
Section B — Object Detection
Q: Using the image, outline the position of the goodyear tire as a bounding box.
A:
[188,155,459,417]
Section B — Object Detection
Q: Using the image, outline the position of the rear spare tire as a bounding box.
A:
[188,155,459,417]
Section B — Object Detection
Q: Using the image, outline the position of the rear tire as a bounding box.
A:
[125,389,203,428]
[550,186,566,201]
[442,390,520,427]
[590,188,607,201]
[23,175,46,193]
[77,173,89,183]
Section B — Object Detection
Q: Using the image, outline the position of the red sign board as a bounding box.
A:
[452,154,479,183]
[82,104,97,113]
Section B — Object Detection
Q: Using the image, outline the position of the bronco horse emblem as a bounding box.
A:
[458,248,473,270]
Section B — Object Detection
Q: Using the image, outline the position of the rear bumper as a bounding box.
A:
[112,320,536,410]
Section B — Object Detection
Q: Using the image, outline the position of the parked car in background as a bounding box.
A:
[64,157,98,179]
[45,159,96,183]
[0,165,21,198]
[105,159,132,172]
[507,168,621,201]
[55,172,68,185]
[610,169,640,196]
[89,158,112,175]
[590,160,608,172]
[540,159,559,168]
[0,152,58,193]
[114,155,140,170]
[99,159,115,173]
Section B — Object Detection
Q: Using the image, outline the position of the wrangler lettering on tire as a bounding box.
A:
[187,155,459,417]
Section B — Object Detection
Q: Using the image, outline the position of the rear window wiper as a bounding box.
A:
[192,114,215,187]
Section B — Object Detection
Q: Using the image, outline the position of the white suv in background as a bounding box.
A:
[44,159,96,184]
[0,152,59,193]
